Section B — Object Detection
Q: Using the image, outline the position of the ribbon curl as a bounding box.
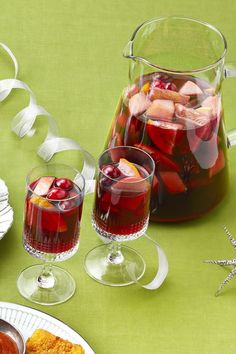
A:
[0,43,95,193]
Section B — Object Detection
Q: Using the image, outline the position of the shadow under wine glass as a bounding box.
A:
[84,146,155,286]
[17,163,85,305]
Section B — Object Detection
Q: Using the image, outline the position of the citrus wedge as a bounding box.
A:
[118,158,140,177]
[30,196,54,208]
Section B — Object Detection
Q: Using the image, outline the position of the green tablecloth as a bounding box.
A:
[1,1,236,353]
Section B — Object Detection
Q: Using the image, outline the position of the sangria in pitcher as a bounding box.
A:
[106,17,236,222]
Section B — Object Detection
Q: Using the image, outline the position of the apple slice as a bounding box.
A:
[175,104,203,121]
[147,119,184,155]
[124,84,139,99]
[124,115,144,146]
[33,176,55,196]
[209,149,225,178]
[128,92,151,116]
[160,171,186,194]
[179,80,203,96]
[146,99,175,121]
[201,95,222,116]
[117,112,128,128]
[149,87,190,104]
[204,87,216,96]
[175,104,213,140]
[134,143,180,172]
[111,177,150,212]
[195,106,213,117]
[112,176,149,193]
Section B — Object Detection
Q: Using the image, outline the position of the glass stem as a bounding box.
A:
[107,242,124,265]
[37,262,56,289]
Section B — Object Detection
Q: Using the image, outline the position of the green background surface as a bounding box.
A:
[1,1,236,353]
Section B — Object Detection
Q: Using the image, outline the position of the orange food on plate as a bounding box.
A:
[26,329,84,354]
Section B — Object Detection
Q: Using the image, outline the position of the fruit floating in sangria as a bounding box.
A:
[106,73,228,222]
[24,176,83,256]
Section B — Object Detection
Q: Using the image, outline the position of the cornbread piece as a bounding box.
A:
[26,329,84,354]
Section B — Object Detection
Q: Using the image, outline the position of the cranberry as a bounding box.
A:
[59,200,75,210]
[47,187,68,200]
[165,82,177,91]
[152,79,165,89]
[54,178,73,190]
[101,164,121,179]
[99,176,113,188]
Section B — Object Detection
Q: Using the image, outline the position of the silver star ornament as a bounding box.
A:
[205,226,236,296]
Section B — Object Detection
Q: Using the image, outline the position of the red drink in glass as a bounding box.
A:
[92,158,152,241]
[24,176,83,259]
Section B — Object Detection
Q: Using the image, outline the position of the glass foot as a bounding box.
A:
[84,244,145,286]
[17,264,76,305]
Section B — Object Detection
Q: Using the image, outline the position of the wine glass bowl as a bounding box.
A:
[17,163,85,305]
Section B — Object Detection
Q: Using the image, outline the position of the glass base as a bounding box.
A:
[17,264,76,305]
[84,244,146,286]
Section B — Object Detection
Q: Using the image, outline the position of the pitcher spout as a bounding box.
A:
[123,41,133,59]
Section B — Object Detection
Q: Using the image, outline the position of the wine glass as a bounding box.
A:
[84,146,155,286]
[17,163,85,305]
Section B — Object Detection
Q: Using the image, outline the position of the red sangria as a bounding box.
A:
[85,146,155,287]
[106,73,228,222]
[18,164,85,305]
[24,175,83,257]
[93,156,152,240]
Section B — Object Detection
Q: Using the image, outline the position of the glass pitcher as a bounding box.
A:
[105,16,236,222]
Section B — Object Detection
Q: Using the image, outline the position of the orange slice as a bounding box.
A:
[118,158,140,177]
[30,196,54,208]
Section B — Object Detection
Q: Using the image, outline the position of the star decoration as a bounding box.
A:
[205,226,236,296]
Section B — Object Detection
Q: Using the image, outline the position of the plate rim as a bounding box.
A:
[0,301,94,353]
[0,178,14,240]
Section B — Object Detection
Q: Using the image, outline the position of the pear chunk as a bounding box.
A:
[179,80,203,96]
[146,99,175,120]
[128,92,151,116]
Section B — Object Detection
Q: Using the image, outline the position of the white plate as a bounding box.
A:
[0,302,94,353]
[0,178,13,240]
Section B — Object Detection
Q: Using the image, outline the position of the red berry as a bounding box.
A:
[99,176,113,188]
[54,178,73,190]
[102,164,121,179]
[152,79,165,89]
[47,188,68,200]
[59,200,75,210]
[165,82,177,91]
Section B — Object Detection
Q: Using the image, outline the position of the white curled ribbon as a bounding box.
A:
[129,233,168,290]
[98,232,169,290]
[141,234,168,290]
[0,43,95,193]
[0,42,18,102]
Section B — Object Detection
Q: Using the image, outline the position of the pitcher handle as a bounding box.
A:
[225,62,236,147]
